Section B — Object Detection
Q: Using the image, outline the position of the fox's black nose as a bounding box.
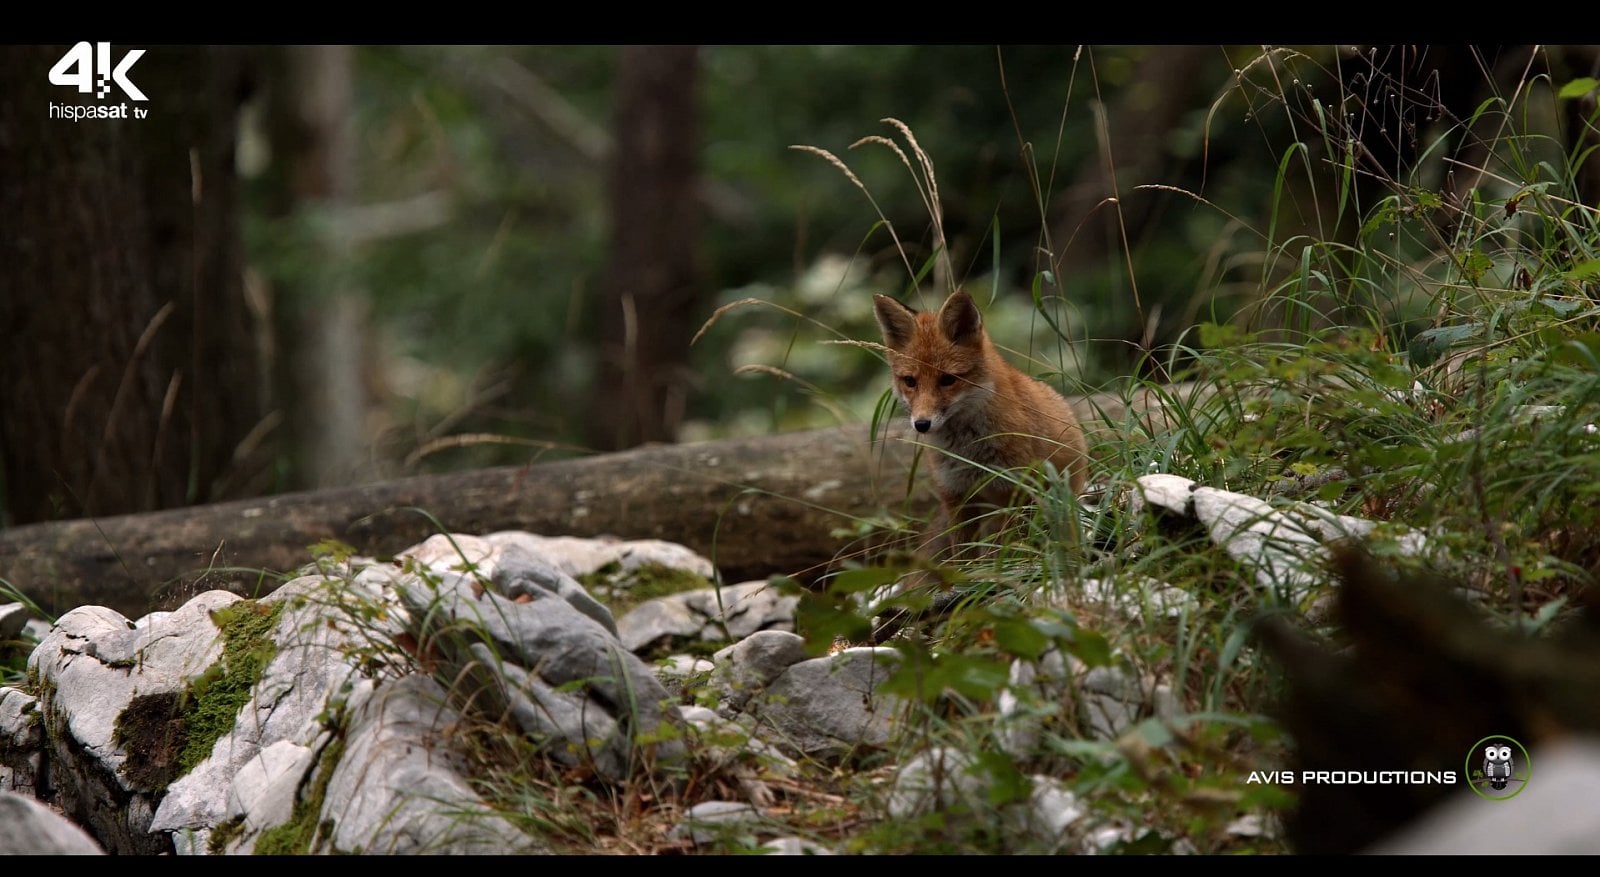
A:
[913,419,931,433]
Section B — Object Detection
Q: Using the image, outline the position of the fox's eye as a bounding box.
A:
[938,373,957,387]
[901,376,917,389]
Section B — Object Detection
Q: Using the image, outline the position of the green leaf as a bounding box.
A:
[829,565,906,594]
[795,590,873,655]
[1060,626,1113,668]
[992,618,1050,660]
[1459,248,1494,283]
[1408,323,1483,368]
[1554,334,1600,370]
[1198,322,1245,349]
[1568,259,1600,280]
[975,750,1032,806]
[1359,199,1400,239]
[1558,77,1599,99]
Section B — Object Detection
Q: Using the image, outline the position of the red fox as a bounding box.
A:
[873,290,1089,558]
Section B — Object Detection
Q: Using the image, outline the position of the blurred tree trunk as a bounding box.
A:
[0,45,265,525]
[265,45,371,489]
[1046,46,1214,278]
[593,46,703,451]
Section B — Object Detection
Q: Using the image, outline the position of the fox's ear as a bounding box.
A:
[938,291,983,347]
[873,294,918,350]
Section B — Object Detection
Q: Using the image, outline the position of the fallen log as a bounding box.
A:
[0,383,1203,618]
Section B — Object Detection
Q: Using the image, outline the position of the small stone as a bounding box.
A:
[1134,474,1198,517]
[761,835,834,855]
[670,800,763,845]
[886,747,983,819]
[0,791,104,854]
[751,648,903,758]
[0,603,28,640]
[710,630,808,712]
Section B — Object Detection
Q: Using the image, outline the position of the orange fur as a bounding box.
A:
[873,290,1088,558]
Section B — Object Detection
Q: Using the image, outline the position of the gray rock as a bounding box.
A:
[1133,473,1197,516]
[400,533,495,574]
[710,630,808,712]
[761,835,835,855]
[486,531,715,581]
[1225,813,1266,838]
[0,687,43,793]
[750,647,902,758]
[1081,666,1146,740]
[1192,487,1322,603]
[654,654,714,700]
[29,591,240,854]
[1293,503,1429,557]
[887,748,1086,850]
[670,800,763,845]
[0,603,28,640]
[24,619,53,641]
[1191,486,1430,606]
[685,582,797,641]
[486,643,627,779]
[619,582,797,653]
[0,791,104,854]
[1080,665,1178,740]
[657,654,715,681]
[886,747,984,819]
[997,649,1071,758]
[395,569,685,779]
[319,675,535,854]
[1370,738,1600,854]
[677,705,795,776]
[226,739,320,835]
[1026,775,1086,837]
[154,576,379,836]
[616,596,704,653]
[0,687,41,752]
[491,544,618,637]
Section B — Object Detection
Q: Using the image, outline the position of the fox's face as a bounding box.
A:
[873,291,993,437]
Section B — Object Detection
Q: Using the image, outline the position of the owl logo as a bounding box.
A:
[1482,744,1514,791]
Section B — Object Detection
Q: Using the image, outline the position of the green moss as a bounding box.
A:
[254,734,346,855]
[175,600,285,775]
[582,561,713,615]
[208,816,246,854]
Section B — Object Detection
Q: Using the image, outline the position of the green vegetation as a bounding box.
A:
[452,47,1600,854]
[253,734,347,855]
[10,46,1598,854]
[0,577,49,687]
[577,561,713,615]
[177,600,286,775]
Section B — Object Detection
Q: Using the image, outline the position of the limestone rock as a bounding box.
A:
[710,630,808,712]
[618,582,797,653]
[0,791,104,854]
[748,648,902,758]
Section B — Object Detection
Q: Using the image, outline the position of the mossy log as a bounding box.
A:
[0,384,1203,618]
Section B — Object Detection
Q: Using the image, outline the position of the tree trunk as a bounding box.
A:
[268,45,372,490]
[0,384,1201,619]
[593,46,703,450]
[0,45,263,525]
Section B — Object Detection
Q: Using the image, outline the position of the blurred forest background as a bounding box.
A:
[2,45,1597,528]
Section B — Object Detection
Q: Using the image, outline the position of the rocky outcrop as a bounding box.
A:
[617,581,797,653]
[0,790,104,854]
[3,532,723,855]
[744,647,903,759]
[1132,473,1428,607]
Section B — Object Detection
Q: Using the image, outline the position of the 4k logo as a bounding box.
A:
[49,42,146,101]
